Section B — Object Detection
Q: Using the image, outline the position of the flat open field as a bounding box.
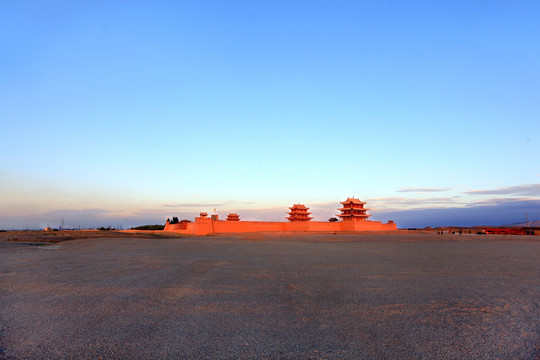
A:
[0,230,177,243]
[1,232,540,359]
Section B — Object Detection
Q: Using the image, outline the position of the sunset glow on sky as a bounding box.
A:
[1,1,539,229]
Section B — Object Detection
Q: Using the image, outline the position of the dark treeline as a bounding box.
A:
[131,225,165,230]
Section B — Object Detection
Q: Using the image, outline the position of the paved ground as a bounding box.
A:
[1,232,540,359]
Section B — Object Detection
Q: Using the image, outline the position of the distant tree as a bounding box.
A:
[170,217,179,224]
[329,217,338,222]
[131,225,165,230]
[98,226,115,231]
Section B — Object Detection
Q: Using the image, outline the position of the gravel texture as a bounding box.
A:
[1,232,540,359]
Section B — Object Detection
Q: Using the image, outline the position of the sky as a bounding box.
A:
[1,1,539,229]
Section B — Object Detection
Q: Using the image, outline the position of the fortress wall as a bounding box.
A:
[340,221,397,232]
[164,222,188,231]
[192,218,214,235]
[284,222,311,232]
[165,218,397,235]
[163,221,197,234]
[213,221,341,233]
[213,220,286,234]
[306,221,341,232]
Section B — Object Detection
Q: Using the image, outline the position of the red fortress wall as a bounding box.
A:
[164,198,397,235]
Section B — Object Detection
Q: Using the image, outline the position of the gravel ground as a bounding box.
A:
[1,232,540,359]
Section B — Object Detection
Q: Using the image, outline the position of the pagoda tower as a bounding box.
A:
[287,204,313,222]
[337,197,371,221]
[226,213,240,221]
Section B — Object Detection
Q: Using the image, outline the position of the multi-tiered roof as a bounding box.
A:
[226,213,240,221]
[286,204,313,222]
[337,197,371,221]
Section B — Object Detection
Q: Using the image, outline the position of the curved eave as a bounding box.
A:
[340,201,367,205]
[337,207,369,211]
[337,214,371,217]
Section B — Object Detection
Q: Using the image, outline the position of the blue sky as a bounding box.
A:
[1,1,539,229]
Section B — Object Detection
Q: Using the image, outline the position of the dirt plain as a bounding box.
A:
[1,231,539,359]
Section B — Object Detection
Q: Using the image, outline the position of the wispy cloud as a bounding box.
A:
[42,208,114,217]
[398,187,455,193]
[379,199,540,228]
[468,196,539,206]
[163,200,256,208]
[367,196,466,209]
[3,196,540,230]
[464,184,540,196]
[226,198,540,227]
[228,206,291,222]
[163,203,225,208]
[0,208,143,230]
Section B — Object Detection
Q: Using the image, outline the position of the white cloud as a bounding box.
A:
[397,187,455,193]
[465,184,540,196]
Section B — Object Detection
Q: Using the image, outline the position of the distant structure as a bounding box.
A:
[226,213,240,221]
[287,204,312,222]
[338,197,370,221]
[484,227,537,235]
[164,197,397,235]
